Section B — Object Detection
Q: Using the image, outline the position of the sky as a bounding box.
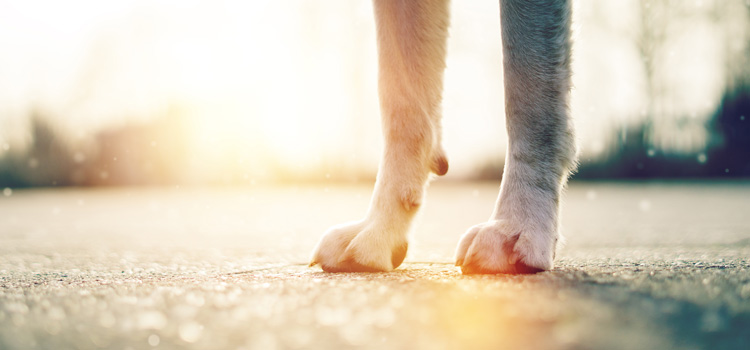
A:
[0,0,747,181]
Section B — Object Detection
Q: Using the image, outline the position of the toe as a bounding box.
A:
[455,224,482,266]
[508,260,544,274]
[460,260,543,275]
[320,258,384,273]
[456,222,553,275]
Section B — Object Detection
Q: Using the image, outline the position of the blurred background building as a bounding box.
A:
[0,0,748,187]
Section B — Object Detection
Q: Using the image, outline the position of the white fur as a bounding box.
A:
[311,0,576,274]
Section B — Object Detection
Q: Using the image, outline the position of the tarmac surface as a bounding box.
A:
[1,181,749,349]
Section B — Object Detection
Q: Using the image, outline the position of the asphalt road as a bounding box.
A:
[1,181,749,349]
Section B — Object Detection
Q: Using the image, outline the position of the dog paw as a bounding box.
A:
[454,220,558,274]
[310,220,408,272]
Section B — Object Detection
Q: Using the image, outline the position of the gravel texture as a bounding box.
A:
[1,182,749,349]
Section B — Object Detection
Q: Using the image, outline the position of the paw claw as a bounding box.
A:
[391,242,408,269]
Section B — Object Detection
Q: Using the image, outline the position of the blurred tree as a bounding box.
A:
[0,113,78,187]
[635,0,671,148]
[707,86,750,176]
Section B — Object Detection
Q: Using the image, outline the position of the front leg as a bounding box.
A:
[456,0,577,274]
[310,0,450,272]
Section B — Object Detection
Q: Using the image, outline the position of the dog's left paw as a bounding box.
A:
[455,219,557,274]
[310,220,408,272]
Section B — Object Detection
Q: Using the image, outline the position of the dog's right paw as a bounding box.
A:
[455,220,557,275]
[310,220,408,272]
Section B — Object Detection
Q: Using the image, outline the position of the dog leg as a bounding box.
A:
[310,0,450,272]
[456,0,577,274]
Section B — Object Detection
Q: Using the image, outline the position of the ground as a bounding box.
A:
[1,181,749,350]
